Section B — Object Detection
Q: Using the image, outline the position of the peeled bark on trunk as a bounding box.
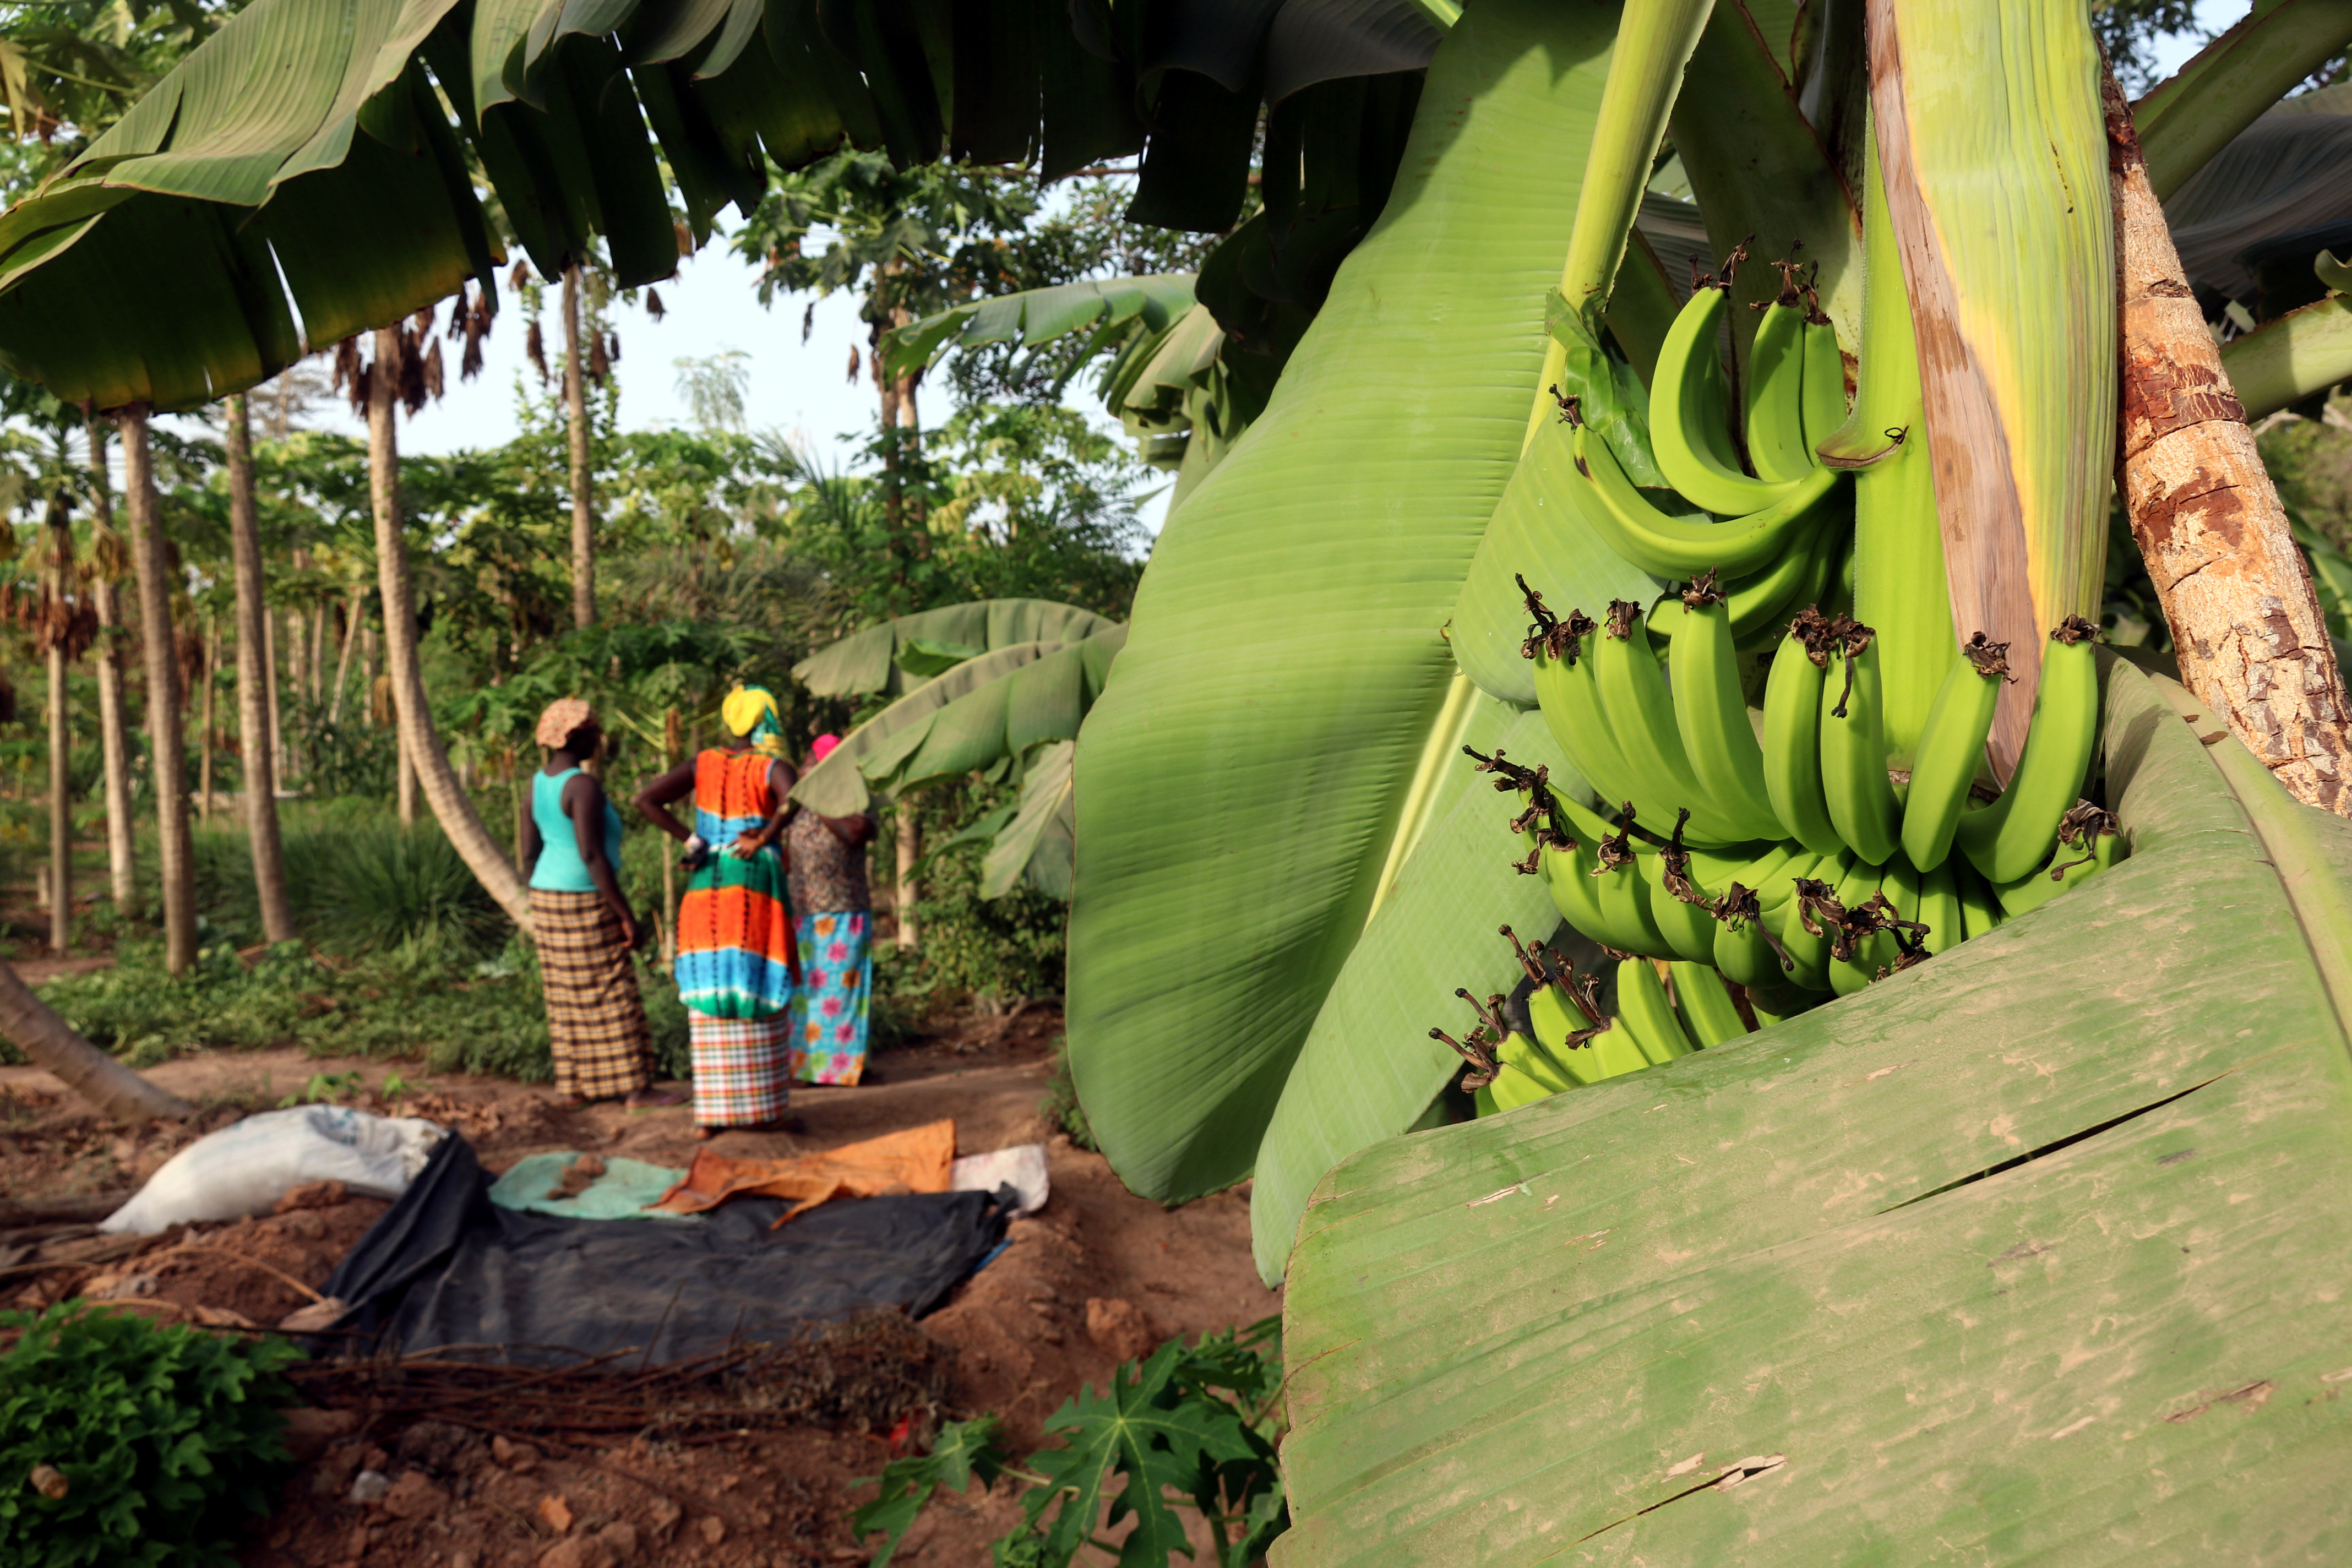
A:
[564,265,595,630]
[47,635,70,955]
[119,404,197,974]
[895,805,920,952]
[2107,70,2352,814]
[367,327,536,929]
[0,960,193,1121]
[86,421,137,915]
[226,395,296,941]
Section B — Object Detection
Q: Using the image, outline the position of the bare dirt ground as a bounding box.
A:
[0,1004,1281,1567]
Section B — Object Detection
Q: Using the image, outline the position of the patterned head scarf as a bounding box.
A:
[722,685,788,759]
[535,697,596,749]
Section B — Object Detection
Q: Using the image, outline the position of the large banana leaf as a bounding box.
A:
[1065,0,1624,1204]
[2168,92,2352,311]
[791,627,1122,814]
[1273,654,2352,1564]
[791,598,1118,700]
[982,737,1076,900]
[2132,0,2352,200]
[0,0,1447,409]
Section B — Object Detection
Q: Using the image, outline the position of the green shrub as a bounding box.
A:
[0,1302,303,1566]
[1038,1039,1096,1151]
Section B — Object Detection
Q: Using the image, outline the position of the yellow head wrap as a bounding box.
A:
[721,685,787,759]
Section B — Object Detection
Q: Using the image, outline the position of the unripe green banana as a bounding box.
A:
[1824,855,1888,996]
[1744,280,1815,484]
[1642,839,1723,963]
[1668,576,1788,842]
[1819,621,1903,865]
[1958,616,2103,883]
[1762,609,1845,854]
[1776,850,1854,992]
[1652,275,1815,516]
[1799,297,1849,453]
[1592,600,1756,846]
[1995,802,2122,917]
[1670,960,1751,1047]
[1900,631,2011,872]
[1649,513,1844,650]
[1522,587,1659,824]
[1613,957,1697,1066]
[1745,985,1823,1026]
[1575,424,1844,579]
[1954,854,2005,939]
[1914,856,1962,955]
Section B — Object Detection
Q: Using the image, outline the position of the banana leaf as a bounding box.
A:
[1065,0,1624,1204]
[2222,289,2352,418]
[1274,654,2352,1562]
[2132,0,2352,200]
[791,626,1124,815]
[791,598,1118,700]
[2167,94,2352,312]
[982,737,1076,900]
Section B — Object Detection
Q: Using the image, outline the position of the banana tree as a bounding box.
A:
[791,600,1125,900]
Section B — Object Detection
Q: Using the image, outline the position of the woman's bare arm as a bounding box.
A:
[634,756,699,843]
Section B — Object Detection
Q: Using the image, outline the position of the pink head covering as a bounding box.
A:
[811,733,842,764]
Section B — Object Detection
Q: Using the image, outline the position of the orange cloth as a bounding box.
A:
[654,1119,956,1226]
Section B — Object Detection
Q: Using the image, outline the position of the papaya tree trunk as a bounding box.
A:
[367,327,535,929]
[226,394,296,941]
[197,616,215,821]
[564,264,595,630]
[85,420,137,916]
[0,960,192,1121]
[119,403,197,974]
[2106,69,2352,814]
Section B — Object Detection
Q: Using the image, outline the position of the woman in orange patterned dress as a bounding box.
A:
[634,688,799,1136]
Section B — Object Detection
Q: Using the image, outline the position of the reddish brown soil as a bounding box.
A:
[0,1006,1281,1567]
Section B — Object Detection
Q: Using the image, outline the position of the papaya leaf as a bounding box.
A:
[849,1415,1006,1568]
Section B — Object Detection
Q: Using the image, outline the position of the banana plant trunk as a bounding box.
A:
[366,327,536,931]
[85,420,137,917]
[118,403,197,975]
[564,264,595,631]
[2105,69,2352,815]
[226,393,297,942]
[0,959,193,1121]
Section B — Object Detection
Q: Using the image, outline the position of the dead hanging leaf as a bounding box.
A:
[588,331,609,383]
[412,302,435,335]
[90,522,127,581]
[369,673,393,727]
[461,290,492,382]
[525,319,547,383]
[606,330,619,366]
[398,326,428,415]
[333,337,363,411]
[422,340,445,403]
[445,284,469,340]
[646,287,666,320]
[801,301,816,344]
[846,344,861,384]
[509,259,533,290]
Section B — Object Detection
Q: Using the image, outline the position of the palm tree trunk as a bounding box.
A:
[310,601,328,704]
[47,636,70,956]
[397,717,418,824]
[85,420,138,916]
[564,264,595,630]
[119,404,196,974]
[367,326,535,929]
[2106,70,2352,814]
[0,959,193,1120]
[197,616,216,823]
[226,394,296,941]
[264,608,285,791]
[328,589,361,726]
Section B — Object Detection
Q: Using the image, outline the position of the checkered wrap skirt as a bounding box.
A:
[687,1012,791,1130]
[532,888,655,1101]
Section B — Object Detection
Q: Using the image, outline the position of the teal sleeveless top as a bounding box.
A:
[530,767,623,892]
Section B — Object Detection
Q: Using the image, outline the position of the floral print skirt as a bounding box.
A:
[787,911,871,1086]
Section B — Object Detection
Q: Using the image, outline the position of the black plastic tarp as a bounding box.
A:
[320,1134,1009,1364]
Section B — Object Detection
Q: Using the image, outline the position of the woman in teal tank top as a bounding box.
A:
[520,699,675,1108]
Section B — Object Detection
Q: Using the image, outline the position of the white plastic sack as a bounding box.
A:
[949,1143,1049,1217]
[100,1105,446,1235]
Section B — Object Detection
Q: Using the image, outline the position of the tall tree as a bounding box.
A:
[564,263,595,629]
[41,485,72,954]
[224,391,294,941]
[118,402,194,973]
[84,416,135,914]
[358,324,535,928]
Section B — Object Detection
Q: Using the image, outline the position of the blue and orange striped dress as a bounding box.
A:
[674,749,798,1129]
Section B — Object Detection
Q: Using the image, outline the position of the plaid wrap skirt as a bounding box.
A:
[688,1012,792,1131]
[533,888,655,1100]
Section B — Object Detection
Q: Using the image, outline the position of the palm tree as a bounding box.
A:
[116,402,195,974]
[83,415,138,917]
[223,391,295,943]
